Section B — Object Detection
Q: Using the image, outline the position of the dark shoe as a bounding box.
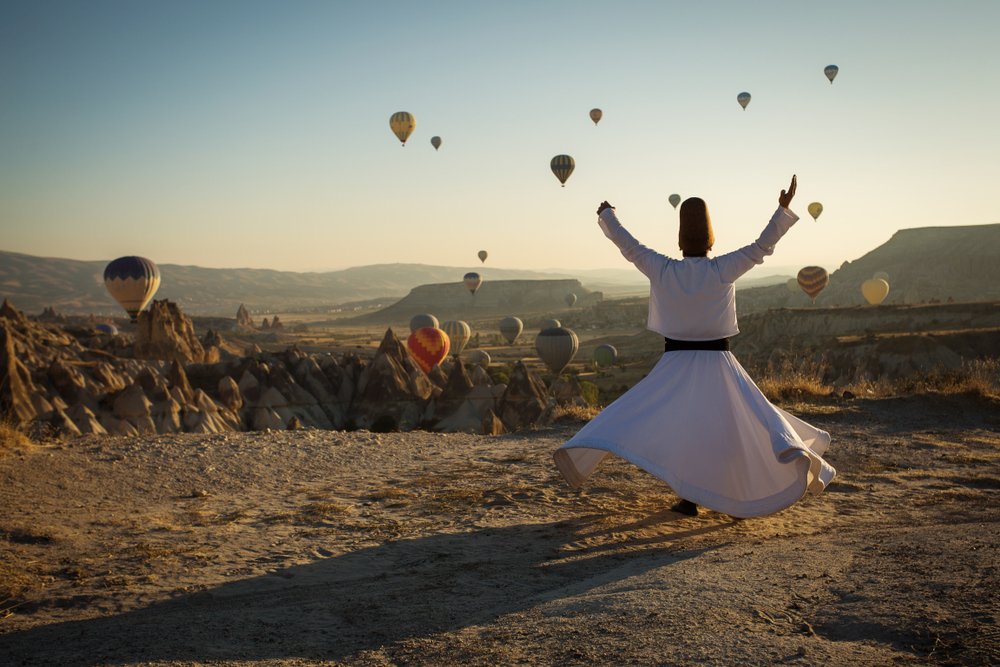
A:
[670,499,698,516]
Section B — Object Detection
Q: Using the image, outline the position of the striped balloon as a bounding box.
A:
[441,320,471,355]
[104,256,161,323]
[550,154,575,187]
[535,327,579,374]
[389,111,416,146]
[499,316,523,344]
[796,266,829,302]
[407,327,450,374]
[409,313,439,333]
[463,272,482,295]
[593,343,617,368]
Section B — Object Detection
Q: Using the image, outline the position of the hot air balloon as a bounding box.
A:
[589,108,602,125]
[565,293,577,307]
[104,256,161,323]
[389,111,415,146]
[410,313,439,333]
[873,271,889,282]
[441,320,472,355]
[737,92,751,109]
[551,155,575,187]
[786,277,800,293]
[861,278,890,305]
[669,194,681,209]
[95,323,118,336]
[540,318,561,330]
[468,349,491,369]
[407,327,450,374]
[808,202,823,221]
[593,343,617,368]
[463,272,482,295]
[535,327,579,374]
[824,65,839,84]
[797,266,829,303]
[430,135,441,150]
[499,316,523,344]
[478,250,488,263]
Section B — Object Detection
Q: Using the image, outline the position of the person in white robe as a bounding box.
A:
[553,176,836,518]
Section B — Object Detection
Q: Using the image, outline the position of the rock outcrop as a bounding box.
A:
[235,304,254,329]
[135,300,209,364]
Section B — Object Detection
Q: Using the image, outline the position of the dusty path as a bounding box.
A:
[1,394,998,665]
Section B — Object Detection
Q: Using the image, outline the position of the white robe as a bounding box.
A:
[554,207,836,518]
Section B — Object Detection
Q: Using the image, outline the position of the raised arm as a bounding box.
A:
[717,175,799,283]
[596,201,668,280]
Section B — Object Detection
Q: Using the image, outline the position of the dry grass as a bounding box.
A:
[844,358,1000,399]
[0,559,42,621]
[550,404,602,422]
[0,418,34,458]
[755,360,832,403]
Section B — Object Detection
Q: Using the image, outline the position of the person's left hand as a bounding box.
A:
[778,175,797,208]
[597,201,614,215]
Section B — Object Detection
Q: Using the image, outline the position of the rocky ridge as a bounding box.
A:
[0,300,578,438]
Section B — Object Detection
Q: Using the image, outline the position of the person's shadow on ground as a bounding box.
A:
[0,514,730,665]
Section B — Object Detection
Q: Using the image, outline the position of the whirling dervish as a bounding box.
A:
[554,176,836,518]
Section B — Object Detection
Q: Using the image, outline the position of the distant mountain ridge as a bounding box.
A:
[736,223,1000,312]
[0,251,620,316]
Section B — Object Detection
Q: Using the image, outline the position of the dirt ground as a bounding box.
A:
[1,393,998,666]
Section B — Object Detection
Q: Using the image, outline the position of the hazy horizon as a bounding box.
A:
[2,1,998,274]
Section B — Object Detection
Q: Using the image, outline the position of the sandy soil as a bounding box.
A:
[1,394,998,666]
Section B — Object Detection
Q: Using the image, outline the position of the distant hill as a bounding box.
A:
[737,223,1000,313]
[0,252,594,316]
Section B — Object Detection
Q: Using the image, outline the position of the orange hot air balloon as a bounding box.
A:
[797,266,829,302]
[407,327,450,374]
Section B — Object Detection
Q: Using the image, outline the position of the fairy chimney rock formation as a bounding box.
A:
[134,300,208,364]
[235,304,254,329]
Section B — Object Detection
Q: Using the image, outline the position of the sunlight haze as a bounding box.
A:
[2,1,998,274]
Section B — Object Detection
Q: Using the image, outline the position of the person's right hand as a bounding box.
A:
[597,201,614,215]
[778,175,797,208]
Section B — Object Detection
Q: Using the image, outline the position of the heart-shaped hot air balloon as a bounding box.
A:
[797,266,829,303]
[808,202,823,221]
[861,278,890,305]
[407,327,450,374]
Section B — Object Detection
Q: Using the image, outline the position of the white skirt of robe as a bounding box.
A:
[554,350,836,518]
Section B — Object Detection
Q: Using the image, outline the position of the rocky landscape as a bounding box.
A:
[0,299,584,439]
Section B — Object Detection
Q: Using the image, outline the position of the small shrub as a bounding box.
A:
[0,418,34,458]
[579,380,599,407]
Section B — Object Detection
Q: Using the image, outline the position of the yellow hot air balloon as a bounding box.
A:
[431,136,442,150]
[824,64,839,84]
[669,194,681,209]
[808,202,823,221]
[104,256,161,323]
[389,111,415,146]
[797,266,829,303]
[550,155,575,187]
[589,108,602,125]
[441,320,472,355]
[737,92,751,109]
[861,278,890,305]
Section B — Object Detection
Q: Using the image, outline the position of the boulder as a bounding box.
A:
[217,376,244,412]
[48,407,82,437]
[113,383,156,434]
[67,403,107,435]
[151,396,183,433]
[166,360,194,404]
[482,408,506,436]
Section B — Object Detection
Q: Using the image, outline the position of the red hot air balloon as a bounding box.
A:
[407,327,450,374]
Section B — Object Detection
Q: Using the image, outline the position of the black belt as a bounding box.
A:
[664,337,731,352]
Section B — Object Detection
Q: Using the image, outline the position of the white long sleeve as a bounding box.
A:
[597,205,798,340]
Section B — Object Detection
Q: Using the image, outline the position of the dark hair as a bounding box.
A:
[678,197,715,257]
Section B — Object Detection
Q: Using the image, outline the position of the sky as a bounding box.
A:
[2,0,999,276]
